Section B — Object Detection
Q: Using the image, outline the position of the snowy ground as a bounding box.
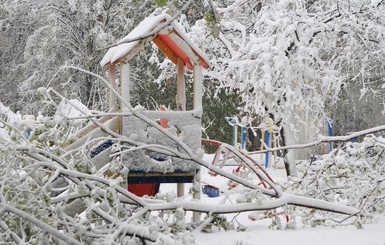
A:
[195,217,385,245]
[159,154,385,245]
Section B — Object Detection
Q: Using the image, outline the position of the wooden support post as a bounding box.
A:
[176,57,186,111]
[121,62,131,112]
[108,64,117,112]
[193,65,203,110]
[192,64,202,222]
[176,58,186,197]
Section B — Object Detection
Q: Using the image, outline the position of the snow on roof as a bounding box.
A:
[100,14,210,69]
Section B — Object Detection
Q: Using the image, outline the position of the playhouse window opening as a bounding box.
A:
[127,58,195,112]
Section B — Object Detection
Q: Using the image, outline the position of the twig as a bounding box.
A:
[0,118,28,144]
[58,66,195,157]
[65,112,133,120]
[0,220,22,244]
[0,203,83,245]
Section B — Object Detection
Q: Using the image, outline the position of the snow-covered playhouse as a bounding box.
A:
[99,14,210,197]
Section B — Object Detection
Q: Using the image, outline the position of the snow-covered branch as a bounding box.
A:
[97,0,193,51]
[0,203,82,245]
[173,194,358,215]
[0,97,375,244]
[251,124,385,154]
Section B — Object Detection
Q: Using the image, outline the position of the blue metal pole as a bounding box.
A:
[327,119,333,151]
[265,130,271,168]
[241,127,246,150]
[26,128,31,139]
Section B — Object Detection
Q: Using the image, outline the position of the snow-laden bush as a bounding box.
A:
[285,135,385,227]
[1,102,196,244]
[1,90,373,244]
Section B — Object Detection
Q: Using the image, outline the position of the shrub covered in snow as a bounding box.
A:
[285,135,385,227]
[2,96,384,244]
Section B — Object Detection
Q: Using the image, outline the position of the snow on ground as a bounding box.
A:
[195,217,385,245]
[160,154,385,245]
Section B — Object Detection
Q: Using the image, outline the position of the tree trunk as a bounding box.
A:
[280,126,297,177]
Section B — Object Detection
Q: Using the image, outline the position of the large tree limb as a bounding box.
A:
[172,194,359,215]
[250,124,385,154]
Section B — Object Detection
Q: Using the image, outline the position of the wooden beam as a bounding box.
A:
[108,64,117,112]
[121,63,131,111]
[158,33,194,70]
[176,57,186,111]
[193,65,203,110]
[152,35,178,65]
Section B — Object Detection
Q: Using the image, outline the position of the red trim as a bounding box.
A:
[158,34,194,70]
[199,59,210,69]
[128,183,159,197]
[159,105,168,128]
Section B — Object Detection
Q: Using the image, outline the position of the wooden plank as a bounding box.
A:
[176,57,186,111]
[127,171,195,184]
[152,35,178,65]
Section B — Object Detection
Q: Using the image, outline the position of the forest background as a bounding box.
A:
[1,0,385,152]
[1,0,385,244]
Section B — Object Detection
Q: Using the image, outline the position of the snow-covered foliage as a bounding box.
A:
[1,0,385,243]
[187,0,385,133]
[1,85,367,244]
[0,0,157,113]
[285,135,385,227]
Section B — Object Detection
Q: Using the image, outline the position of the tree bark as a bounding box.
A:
[280,126,297,177]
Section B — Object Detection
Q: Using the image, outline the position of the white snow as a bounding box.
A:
[0,103,17,140]
[194,219,385,245]
[100,13,210,68]
[159,154,385,245]
[56,99,90,119]
[101,14,167,66]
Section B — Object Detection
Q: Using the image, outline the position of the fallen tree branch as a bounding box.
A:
[56,66,196,157]
[250,124,385,154]
[0,203,82,245]
[146,193,359,216]
[0,219,22,244]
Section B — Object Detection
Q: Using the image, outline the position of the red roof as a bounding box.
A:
[101,14,210,70]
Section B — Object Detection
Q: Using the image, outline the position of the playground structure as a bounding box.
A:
[10,49,337,200]
[94,13,276,200]
[98,14,209,198]
[225,116,279,168]
[53,14,306,218]
[0,14,360,232]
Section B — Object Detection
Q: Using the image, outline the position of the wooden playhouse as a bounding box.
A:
[100,14,210,197]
